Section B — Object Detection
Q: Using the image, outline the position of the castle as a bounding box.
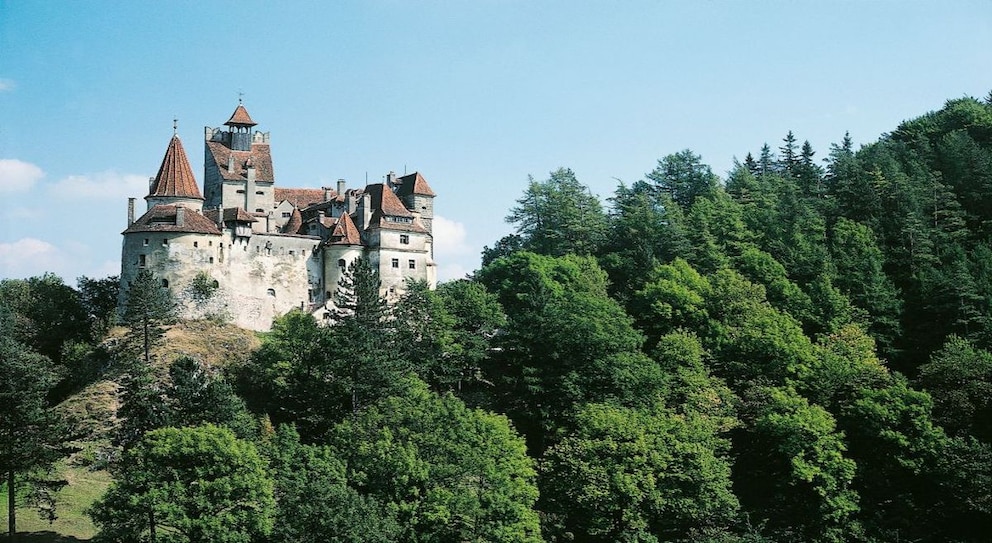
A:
[120,102,437,331]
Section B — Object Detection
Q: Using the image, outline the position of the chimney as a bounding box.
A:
[323,186,332,201]
[386,171,397,188]
[227,154,235,172]
[337,178,346,196]
[128,198,135,226]
[176,206,186,227]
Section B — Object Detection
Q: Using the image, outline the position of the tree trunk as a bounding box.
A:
[7,470,15,539]
[149,506,156,543]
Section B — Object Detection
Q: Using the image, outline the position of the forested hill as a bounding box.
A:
[3,95,992,543]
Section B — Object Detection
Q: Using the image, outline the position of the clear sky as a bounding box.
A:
[1,1,990,283]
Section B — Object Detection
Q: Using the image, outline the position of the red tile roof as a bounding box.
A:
[366,183,413,217]
[123,205,221,235]
[283,207,304,234]
[204,207,257,224]
[275,188,330,209]
[396,172,436,197]
[225,104,257,126]
[330,212,362,245]
[206,142,274,182]
[148,135,203,200]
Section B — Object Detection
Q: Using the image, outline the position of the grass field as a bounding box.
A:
[0,465,112,542]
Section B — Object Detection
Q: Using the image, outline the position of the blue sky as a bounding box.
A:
[1,1,990,283]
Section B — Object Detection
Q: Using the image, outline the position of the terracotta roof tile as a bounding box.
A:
[274,188,330,209]
[124,205,221,235]
[204,207,257,224]
[225,104,257,126]
[365,183,413,217]
[206,142,274,182]
[148,135,203,200]
[330,212,363,245]
[283,207,304,234]
[368,210,429,233]
[396,172,436,197]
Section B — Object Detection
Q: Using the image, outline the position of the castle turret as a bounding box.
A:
[203,101,275,215]
[395,172,436,233]
[225,102,257,151]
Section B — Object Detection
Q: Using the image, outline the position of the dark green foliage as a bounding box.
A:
[733,386,860,543]
[541,402,739,542]
[113,358,169,450]
[329,383,543,543]
[165,356,253,437]
[77,275,120,337]
[90,425,275,543]
[478,252,662,451]
[120,270,176,365]
[646,149,720,210]
[918,336,992,442]
[0,306,67,536]
[0,274,90,365]
[505,167,608,256]
[264,424,399,543]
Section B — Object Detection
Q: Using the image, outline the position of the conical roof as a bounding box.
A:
[148,135,203,200]
[225,103,257,127]
[331,212,362,245]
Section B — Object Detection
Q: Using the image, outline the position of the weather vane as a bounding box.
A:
[173,117,178,135]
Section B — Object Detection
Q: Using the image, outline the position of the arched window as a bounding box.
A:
[161,279,169,288]
[267,288,276,297]
[338,258,346,268]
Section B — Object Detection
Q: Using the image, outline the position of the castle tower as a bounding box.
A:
[145,126,204,212]
[203,102,275,222]
[395,172,436,233]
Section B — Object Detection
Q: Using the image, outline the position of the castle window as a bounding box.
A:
[267,288,276,297]
[256,208,264,213]
[256,191,264,195]
[212,280,219,288]
[400,234,409,245]
[391,258,399,268]
[162,239,169,246]
[338,259,346,268]
[194,241,199,248]
[282,212,291,218]
[143,239,149,246]
[288,250,295,256]
[209,241,213,247]
[408,259,416,269]
[138,254,146,268]
[237,189,246,194]
[209,257,215,264]
[161,279,169,288]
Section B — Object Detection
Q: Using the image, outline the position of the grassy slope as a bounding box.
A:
[3,320,261,542]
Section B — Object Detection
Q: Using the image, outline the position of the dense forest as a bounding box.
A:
[3,95,992,542]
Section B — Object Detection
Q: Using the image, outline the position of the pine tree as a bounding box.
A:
[779,130,799,176]
[120,270,176,365]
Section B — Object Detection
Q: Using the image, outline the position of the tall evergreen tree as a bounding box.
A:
[120,270,176,366]
[0,306,66,537]
[506,168,608,257]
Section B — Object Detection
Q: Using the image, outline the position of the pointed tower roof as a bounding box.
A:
[225,103,257,127]
[148,134,203,200]
[396,172,436,197]
[330,212,362,245]
[283,207,304,235]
